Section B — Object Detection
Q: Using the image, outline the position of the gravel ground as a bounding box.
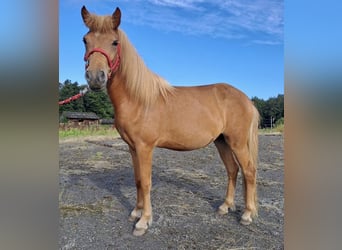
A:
[59,134,284,249]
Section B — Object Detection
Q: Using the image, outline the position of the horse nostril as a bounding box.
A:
[85,71,91,81]
[97,70,106,83]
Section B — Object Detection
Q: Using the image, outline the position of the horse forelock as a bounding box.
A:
[117,29,175,106]
[86,14,114,33]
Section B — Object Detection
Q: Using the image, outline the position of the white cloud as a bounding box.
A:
[148,0,205,10]
[108,0,283,44]
[220,0,283,37]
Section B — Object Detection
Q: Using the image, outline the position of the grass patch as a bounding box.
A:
[59,125,119,139]
[259,124,284,134]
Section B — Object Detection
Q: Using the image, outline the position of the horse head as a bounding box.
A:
[81,6,121,91]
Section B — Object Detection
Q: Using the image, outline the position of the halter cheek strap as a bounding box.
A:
[84,43,121,78]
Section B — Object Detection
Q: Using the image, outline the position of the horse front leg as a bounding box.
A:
[129,145,154,236]
[128,147,143,222]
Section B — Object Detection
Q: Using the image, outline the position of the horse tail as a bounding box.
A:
[248,105,259,171]
[248,104,259,215]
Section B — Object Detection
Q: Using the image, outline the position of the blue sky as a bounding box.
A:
[59,0,283,99]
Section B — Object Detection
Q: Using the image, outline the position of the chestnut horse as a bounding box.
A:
[81,6,259,236]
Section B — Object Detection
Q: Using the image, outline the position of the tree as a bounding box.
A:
[83,89,114,119]
[251,94,284,128]
[59,80,85,115]
[251,96,266,128]
[59,80,114,119]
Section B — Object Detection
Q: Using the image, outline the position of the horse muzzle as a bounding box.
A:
[85,70,107,91]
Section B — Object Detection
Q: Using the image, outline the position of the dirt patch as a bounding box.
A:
[59,134,283,249]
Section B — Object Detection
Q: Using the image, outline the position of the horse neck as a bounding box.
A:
[106,73,139,117]
[107,73,124,103]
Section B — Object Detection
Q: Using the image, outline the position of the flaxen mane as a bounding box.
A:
[85,13,175,106]
[117,29,175,106]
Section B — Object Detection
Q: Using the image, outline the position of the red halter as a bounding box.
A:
[84,43,121,78]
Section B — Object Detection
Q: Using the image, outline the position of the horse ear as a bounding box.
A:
[81,6,91,27]
[112,7,121,29]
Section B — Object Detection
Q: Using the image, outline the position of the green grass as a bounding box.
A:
[59,125,119,139]
[60,123,284,139]
[259,123,284,134]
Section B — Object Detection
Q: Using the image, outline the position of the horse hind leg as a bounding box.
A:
[231,144,258,225]
[214,136,239,215]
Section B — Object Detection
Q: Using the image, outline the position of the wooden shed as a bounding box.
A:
[60,111,100,127]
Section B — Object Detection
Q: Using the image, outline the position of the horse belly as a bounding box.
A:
[157,115,222,151]
[158,136,216,151]
[156,85,227,151]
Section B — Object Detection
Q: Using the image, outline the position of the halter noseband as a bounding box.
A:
[84,43,121,78]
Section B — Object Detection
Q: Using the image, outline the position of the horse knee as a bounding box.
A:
[243,166,256,184]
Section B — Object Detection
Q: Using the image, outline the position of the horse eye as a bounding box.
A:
[112,40,119,46]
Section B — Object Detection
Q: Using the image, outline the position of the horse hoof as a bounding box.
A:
[129,208,142,222]
[128,215,137,222]
[218,204,236,215]
[240,210,253,225]
[240,217,252,225]
[218,207,228,215]
[133,228,147,236]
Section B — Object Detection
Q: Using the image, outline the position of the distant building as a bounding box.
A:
[100,118,115,125]
[60,111,100,127]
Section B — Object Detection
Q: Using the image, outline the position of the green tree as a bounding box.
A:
[59,80,114,119]
[251,94,284,128]
[83,89,114,119]
[251,96,266,128]
[264,94,284,127]
[59,80,85,115]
